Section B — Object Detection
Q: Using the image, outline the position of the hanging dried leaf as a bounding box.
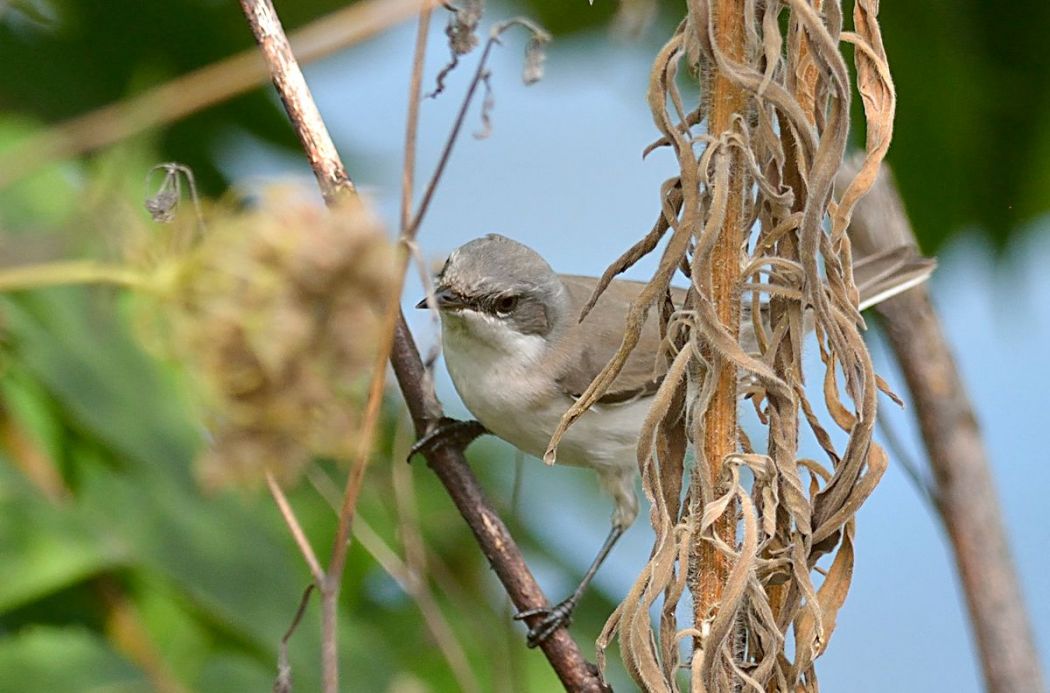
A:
[547,1,904,689]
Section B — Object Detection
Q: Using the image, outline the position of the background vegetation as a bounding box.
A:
[0,1,1047,691]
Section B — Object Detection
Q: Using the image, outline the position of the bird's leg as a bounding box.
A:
[407,417,488,462]
[514,524,625,647]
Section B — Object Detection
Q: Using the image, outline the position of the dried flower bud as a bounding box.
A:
[447,0,484,56]
[144,165,182,223]
[522,34,549,85]
[142,188,395,489]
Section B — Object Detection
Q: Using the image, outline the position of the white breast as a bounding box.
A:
[440,310,644,475]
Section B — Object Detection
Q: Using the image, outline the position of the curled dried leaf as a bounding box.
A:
[588,1,908,689]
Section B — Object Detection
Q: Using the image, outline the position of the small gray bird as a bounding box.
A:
[416,233,934,645]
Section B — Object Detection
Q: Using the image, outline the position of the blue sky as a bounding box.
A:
[223,14,1050,691]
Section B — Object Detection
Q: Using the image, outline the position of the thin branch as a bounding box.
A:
[305,463,480,693]
[407,19,550,240]
[0,261,149,293]
[266,471,325,585]
[238,1,609,690]
[406,35,498,240]
[879,287,1046,693]
[396,414,482,693]
[325,3,545,635]
[0,0,429,191]
[401,2,435,234]
[274,585,316,693]
[319,5,440,681]
[874,408,939,512]
[322,0,440,622]
[390,317,611,692]
[240,0,355,203]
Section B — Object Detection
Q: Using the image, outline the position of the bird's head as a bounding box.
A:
[416,234,567,352]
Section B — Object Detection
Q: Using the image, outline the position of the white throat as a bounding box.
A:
[438,306,644,528]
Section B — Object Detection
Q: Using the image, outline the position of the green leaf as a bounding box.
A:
[0,626,149,692]
[0,465,124,612]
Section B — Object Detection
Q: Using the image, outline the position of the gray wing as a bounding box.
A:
[555,275,686,405]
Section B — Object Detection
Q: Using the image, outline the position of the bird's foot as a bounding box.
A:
[407,417,487,462]
[514,597,577,648]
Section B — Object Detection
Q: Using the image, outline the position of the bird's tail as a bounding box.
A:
[853,244,937,311]
[840,156,937,311]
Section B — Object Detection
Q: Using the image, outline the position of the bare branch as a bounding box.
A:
[240,0,355,203]
[391,316,611,692]
[266,471,326,585]
[845,161,1046,693]
[238,1,609,690]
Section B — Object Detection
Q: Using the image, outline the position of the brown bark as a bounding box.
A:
[392,317,610,693]
[877,290,1045,693]
[846,162,1045,693]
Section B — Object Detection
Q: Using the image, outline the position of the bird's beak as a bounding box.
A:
[415,287,469,311]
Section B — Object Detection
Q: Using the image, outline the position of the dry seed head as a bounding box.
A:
[154,189,394,489]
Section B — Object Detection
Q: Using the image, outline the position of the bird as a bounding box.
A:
[414,233,934,646]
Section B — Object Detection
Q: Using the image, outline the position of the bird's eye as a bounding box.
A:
[494,295,519,315]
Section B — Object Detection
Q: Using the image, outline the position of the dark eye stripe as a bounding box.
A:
[474,293,518,315]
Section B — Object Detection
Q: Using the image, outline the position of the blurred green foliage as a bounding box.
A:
[0,0,1046,690]
[518,0,1050,252]
[4,1,1040,250]
[0,133,624,690]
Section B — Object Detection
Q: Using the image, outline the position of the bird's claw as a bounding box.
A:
[514,598,577,648]
[407,417,487,462]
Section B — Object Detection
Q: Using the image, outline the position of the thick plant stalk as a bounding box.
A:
[693,0,746,667]
[239,1,608,690]
[576,2,897,690]
[844,163,1046,693]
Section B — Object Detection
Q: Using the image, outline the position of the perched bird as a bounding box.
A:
[416,233,934,645]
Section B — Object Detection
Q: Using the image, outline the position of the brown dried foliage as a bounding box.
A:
[137,191,395,488]
[546,1,895,689]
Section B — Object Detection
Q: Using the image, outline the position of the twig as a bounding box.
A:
[0,261,149,293]
[274,585,316,693]
[392,420,482,693]
[401,2,435,234]
[391,317,610,692]
[306,463,474,617]
[878,292,1045,693]
[239,1,608,690]
[0,0,429,191]
[405,34,498,239]
[407,19,550,239]
[240,0,355,203]
[305,462,480,693]
[874,408,939,512]
[266,471,325,585]
[320,0,441,624]
[238,3,353,688]
[317,5,441,686]
[325,4,545,648]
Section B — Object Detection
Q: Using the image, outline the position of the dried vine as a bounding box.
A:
[546,1,896,689]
